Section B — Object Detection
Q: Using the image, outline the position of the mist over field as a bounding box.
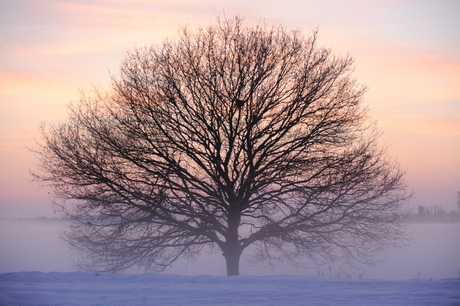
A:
[1,218,459,280]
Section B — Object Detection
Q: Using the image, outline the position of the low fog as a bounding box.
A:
[1,218,459,279]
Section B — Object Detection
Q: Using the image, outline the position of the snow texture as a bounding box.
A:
[1,272,459,306]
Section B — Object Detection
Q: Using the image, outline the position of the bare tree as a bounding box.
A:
[33,16,410,276]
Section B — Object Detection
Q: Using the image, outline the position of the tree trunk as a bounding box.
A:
[224,248,242,276]
[224,210,242,276]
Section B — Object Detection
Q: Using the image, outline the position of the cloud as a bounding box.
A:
[372,99,460,135]
[346,34,460,137]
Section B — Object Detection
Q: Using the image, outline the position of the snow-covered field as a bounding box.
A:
[1,272,459,306]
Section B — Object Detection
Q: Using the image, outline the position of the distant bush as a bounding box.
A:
[405,205,459,223]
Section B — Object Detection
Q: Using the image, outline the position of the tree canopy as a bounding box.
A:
[34,16,410,276]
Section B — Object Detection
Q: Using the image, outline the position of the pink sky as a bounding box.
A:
[1,0,459,217]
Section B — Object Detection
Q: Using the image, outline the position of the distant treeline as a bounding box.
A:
[405,205,460,223]
[0,217,64,222]
[2,212,459,224]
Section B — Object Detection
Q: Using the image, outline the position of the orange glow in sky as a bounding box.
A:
[1,0,459,217]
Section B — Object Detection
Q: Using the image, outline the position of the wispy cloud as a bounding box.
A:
[372,99,460,135]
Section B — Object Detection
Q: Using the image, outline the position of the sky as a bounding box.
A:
[0,0,459,218]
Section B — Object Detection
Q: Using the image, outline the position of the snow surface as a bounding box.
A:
[1,272,459,306]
